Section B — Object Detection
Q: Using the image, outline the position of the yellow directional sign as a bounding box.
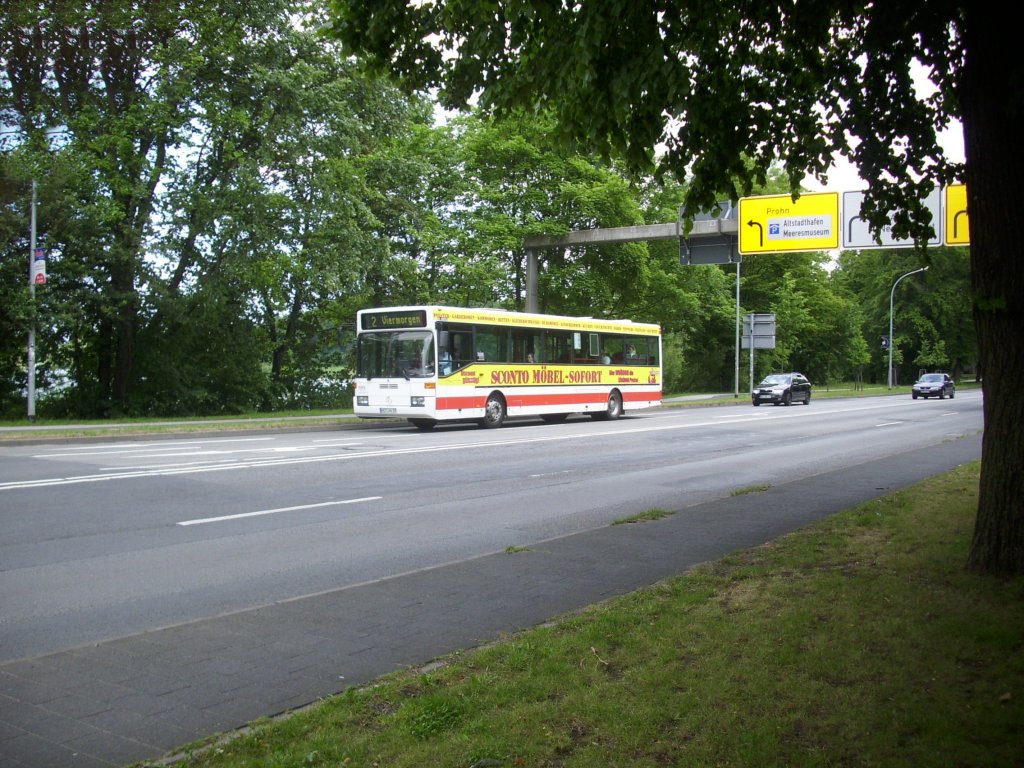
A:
[944,183,970,245]
[738,192,840,254]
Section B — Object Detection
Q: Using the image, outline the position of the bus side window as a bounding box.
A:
[602,336,623,365]
[475,327,506,363]
[511,331,527,362]
[626,338,655,365]
[545,330,573,363]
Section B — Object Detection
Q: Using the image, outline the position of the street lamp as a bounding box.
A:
[888,266,929,389]
[20,127,64,420]
[28,180,37,420]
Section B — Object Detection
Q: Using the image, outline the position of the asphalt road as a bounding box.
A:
[0,393,983,662]
[0,393,984,766]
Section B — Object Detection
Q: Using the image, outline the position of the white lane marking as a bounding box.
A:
[177,497,382,526]
[3,397,981,492]
[875,421,902,427]
[100,459,242,472]
[33,437,276,458]
[111,445,316,460]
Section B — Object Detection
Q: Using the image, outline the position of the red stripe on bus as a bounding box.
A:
[436,390,660,412]
[436,396,488,410]
[624,390,661,402]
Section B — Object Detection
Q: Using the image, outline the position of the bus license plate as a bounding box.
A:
[379,407,397,414]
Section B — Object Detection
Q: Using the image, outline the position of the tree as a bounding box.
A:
[326,3,1022,574]
[469,110,648,314]
[636,177,738,393]
[1,0,433,415]
[0,151,35,416]
[0,132,121,417]
[833,250,975,386]
[735,251,868,387]
[442,110,653,315]
[2,1,276,414]
[2,0,220,414]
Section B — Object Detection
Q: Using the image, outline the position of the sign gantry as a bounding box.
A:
[739,185,969,256]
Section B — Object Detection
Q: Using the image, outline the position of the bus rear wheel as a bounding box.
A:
[480,392,507,428]
[592,390,623,421]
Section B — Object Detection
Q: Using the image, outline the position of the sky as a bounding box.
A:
[804,121,966,194]
[806,58,966,194]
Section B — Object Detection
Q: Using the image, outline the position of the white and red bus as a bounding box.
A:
[353,306,662,429]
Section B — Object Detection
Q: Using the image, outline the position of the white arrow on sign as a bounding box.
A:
[841,190,943,249]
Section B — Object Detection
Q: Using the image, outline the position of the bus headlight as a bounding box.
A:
[410,396,425,407]
[356,396,369,406]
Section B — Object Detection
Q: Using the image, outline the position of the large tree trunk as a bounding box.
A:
[963,7,1024,574]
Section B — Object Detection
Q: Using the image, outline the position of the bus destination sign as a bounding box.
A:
[361,310,428,330]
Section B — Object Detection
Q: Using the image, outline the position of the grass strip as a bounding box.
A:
[135,460,1024,767]
[612,509,675,525]
[2,383,984,441]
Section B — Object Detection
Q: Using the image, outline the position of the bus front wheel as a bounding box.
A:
[480,392,507,428]
[592,390,623,421]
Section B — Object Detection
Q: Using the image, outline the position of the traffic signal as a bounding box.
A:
[880,336,890,350]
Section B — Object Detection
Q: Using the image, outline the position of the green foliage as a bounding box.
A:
[0,0,429,416]
[660,332,686,393]
[397,694,465,740]
[0,1,975,417]
[130,288,272,416]
[731,484,771,497]
[325,0,1024,577]
[446,110,653,315]
[833,249,974,384]
[326,0,962,243]
[612,508,674,525]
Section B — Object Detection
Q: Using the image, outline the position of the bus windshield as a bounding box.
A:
[358,330,435,379]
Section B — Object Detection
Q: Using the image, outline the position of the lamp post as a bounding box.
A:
[22,127,63,420]
[28,180,37,420]
[888,266,929,389]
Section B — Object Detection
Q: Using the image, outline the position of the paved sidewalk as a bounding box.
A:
[0,434,982,767]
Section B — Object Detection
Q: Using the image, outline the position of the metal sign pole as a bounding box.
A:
[28,180,37,421]
[748,325,755,394]
[734,261,741,398]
